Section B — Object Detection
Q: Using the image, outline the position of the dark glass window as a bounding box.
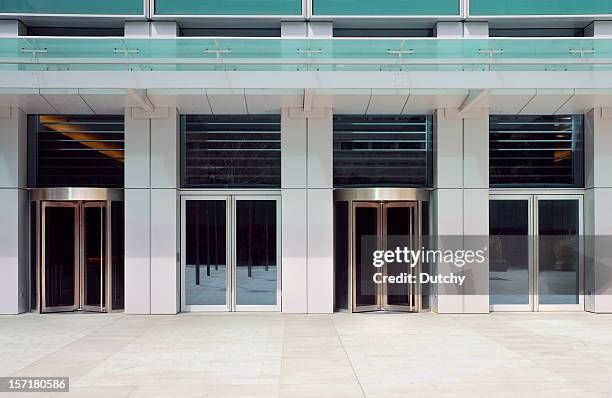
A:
[489,115,584,187]
[333,115,432,188]
[28,115,124,188]
[181,115,281,188]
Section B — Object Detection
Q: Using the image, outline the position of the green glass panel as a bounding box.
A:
[0,0,143,15]
[313,0,459,16]
[470,0,612,16]
[155,0,301,15]
[0,37,612,72]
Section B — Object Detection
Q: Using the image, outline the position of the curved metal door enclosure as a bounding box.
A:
[181,194,281,312]
[30,188,124,313]
[334,188,431,313]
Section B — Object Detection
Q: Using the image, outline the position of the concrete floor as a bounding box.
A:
[0,312,611,398]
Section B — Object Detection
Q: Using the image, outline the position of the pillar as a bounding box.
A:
[124,22,179,314]
[585,109,612,313]
[0,107,27,314]
[433,109,489,314]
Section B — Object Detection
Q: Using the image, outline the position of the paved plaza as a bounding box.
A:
[0,312,611,397]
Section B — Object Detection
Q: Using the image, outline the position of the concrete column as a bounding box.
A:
[150,108,179,314]
[124,109,151,314]
[433,110,464,314]
[462,113,489,313]
[585,109,612,313]
[281,111,308,313]
[124,22,180,314]
[306,114,333,313]
[433,109,489,314]
[0,107,27,314]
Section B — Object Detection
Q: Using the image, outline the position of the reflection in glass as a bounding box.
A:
[538,200,580,305]
[83,206,106,309]
[44,206,76,309]
[489,200,530,305]
[111,201,125,310]
[355,206,378,307]
[421,201,430,310]
[385,206,413,307]
[334,201,349,310]
[235,200,277,306]
[489,115,584,188]
[185,200,227,305]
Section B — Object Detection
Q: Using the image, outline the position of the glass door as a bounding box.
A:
[233,197,281,311]
[81,203,107,312]
[351,201,419,313]
[383,202,418,312]
[182,198,229,311]
[41,202,79,313]
[489,195,533,311]
[352,203,381,312]
[535,196,583,311]
[181,195,281,312]
[489,194,583,312]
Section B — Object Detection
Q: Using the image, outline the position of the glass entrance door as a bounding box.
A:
[181,195,280,312]
[489,194,583,311]
[352,201,419,313]
[41,203,78,313]
[41,201,109,313]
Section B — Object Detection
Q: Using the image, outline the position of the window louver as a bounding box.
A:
[29,115,124,188]
[333,115,432,188]
[489,115,584,187]
[182,115,281,188]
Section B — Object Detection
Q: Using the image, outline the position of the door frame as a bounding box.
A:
[81,202,107,313]
[534,194,584,312]
[382,201,419,312]
[351,201,381,313]
[489,192,584,312]
[180,194,282,312]
[41,201,79,313]
[233,195,282,312]
[489,194,534,312]
[351,201,420,313]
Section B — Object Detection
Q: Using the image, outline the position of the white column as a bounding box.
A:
[0,107,27,314]
[150,108,179,314]
[433,109,490,314]
[433,22,490,314]
[433,110,464,314]
[306,114,334,313]
[281,112,308,313]
[462,113,489,313]
[124,23,180,314]
[585,109,612,313]
[124,109,151,314]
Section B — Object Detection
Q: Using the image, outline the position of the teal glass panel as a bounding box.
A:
[1,37,612,72]
[155,0,301,15]
[0,0,143,15]
[313,0,459,16]
[470,0,612,16]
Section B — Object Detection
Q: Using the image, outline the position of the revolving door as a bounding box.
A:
[334,188,430,313]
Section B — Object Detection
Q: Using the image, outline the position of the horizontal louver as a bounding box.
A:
[333,115,432,188]
[489,115,584,187]
[182,115,281,188]
[30,115,124,188]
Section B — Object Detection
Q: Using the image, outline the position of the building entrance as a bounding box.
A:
[31,188,124,313]
[334,189,430,313]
